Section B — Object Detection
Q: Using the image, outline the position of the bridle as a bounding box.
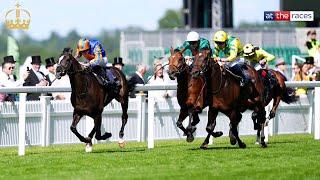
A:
[191,55,223,95]
[168,54,188,77]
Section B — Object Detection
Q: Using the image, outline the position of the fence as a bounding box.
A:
[0,82,320,155]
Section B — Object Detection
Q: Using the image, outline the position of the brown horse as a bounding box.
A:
[188,50,267,149]
[167,48,222,142]
[55,51,129,152]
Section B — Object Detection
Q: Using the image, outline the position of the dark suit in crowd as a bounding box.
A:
[23,56,48,101]
[128,72,146,98]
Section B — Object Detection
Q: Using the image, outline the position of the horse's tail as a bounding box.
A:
[282,87,298,104]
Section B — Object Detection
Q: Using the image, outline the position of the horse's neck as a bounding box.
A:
[176,67,189,89]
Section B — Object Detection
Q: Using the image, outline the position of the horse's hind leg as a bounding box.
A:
[119,100,129,148]
[230,111,246,148]
[269,96,281,120]
[70,111,91,143]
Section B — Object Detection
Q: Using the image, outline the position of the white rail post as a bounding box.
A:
[147,96,155,149]
[314,87,320,140]
[40,96,51,147]
[136,93,146,142]
[18,93,27,156]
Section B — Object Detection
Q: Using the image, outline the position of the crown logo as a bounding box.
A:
[5,3,31,30]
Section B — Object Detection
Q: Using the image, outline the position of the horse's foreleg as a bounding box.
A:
[257,107,267,148]
[200,107,219,149]
[230,111,246,148]
[70,112,90,143]
[176,108,189,136]
[186,111,195,142]
[94,114,112,141]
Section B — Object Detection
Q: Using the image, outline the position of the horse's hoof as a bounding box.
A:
[230,139,237,145]
[261,142,268,148]
[118,138,125,148]
[85,137,92,144]
[102,132,112,140]
[85,143,93,153]
[255,141,260,145]
[186,134,194,143]
[212,131,223,138]
[239,142,246,149]
[200,143,208,150]
[269,111,275,119]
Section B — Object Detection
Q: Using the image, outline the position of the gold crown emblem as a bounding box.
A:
[5,3,31,30]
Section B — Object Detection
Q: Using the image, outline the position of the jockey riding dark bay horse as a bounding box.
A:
[167,31,223,143]
[243,43,297,142]
[188,50,267,149]
[56,48,129,152]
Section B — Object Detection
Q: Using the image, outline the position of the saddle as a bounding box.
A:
[258,69,277,101]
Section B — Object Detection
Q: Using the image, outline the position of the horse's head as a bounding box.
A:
[56,51,75,79]
[191,50,211,78]
[168,47,186,80]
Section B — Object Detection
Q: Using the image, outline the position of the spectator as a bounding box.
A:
[23,55,49,101]
[0,56,29,102]
[274,58,288,80]
[148,59,171,100]
[314,45,320,67]
[112,57,124,71]
[128,64,147,98]
[305,56,317,81]
[305,29,320,58]
[45,57,56,86]
[292,63,307,96]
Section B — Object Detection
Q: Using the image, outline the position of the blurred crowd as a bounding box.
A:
[1,29,320,102]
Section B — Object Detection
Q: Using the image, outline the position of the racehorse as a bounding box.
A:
[188,50,267,149]
[254,69,297,142]
[55,51,129,152]
[167,48,223,143]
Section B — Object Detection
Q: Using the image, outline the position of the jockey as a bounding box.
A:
[75,38,119,91]
[243,43,276,89]
[211,30,248,87]
[176,31,212,59]
[243,43,275,68]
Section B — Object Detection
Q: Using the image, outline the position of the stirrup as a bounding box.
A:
[240,80,245,87]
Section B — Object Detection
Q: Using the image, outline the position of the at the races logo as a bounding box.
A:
[264,11,314,22]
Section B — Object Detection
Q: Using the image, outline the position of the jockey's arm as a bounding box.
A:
[226,48,238,62]
[177,41,190,51]
[89,45,106,65]
[226,39,241,62]
[259,49,275,62]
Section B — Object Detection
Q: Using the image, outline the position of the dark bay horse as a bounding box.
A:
[55,51,129,152]
[188,50,267,149]
[253,69,297,143]
[167,48,222,142]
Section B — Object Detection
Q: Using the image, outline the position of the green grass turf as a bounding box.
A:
[0,134,319,179]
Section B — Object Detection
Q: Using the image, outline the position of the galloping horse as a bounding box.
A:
[253,69,296,142]
[56,51,129,152]
[188,50,267,149]
[167,48,222,142]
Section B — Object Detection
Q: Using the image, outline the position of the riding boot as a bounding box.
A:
[105,68,121,93]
